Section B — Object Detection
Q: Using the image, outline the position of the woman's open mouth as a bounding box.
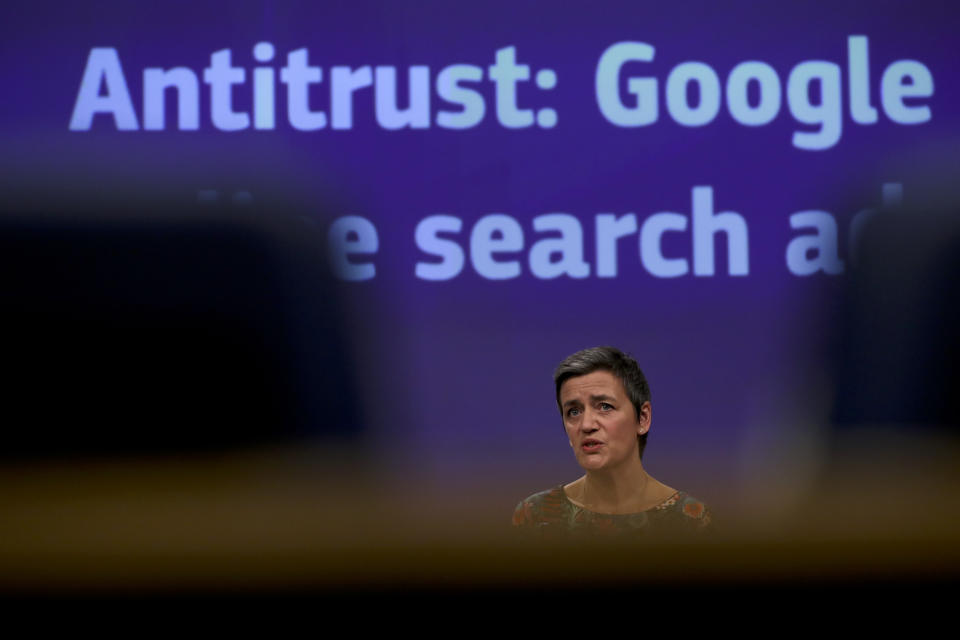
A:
[581,439,603,453]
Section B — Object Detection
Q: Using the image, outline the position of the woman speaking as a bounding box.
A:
[513,346,712,537]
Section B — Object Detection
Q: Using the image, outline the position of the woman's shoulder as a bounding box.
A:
[512,485,569,527]
[518,485,567,506]
[652,490,713,529]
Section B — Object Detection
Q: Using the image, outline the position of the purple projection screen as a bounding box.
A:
[3,1,958,498]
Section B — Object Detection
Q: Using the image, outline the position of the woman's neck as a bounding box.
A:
[569,460,671,514]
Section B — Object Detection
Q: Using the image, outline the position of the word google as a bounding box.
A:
[69,37,932,149]
[596,36,932,150]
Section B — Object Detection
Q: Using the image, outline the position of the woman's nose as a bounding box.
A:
[580,410,599,430]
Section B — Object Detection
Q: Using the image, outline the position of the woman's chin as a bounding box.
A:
[576,454,608,471]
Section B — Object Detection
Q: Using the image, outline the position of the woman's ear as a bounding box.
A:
[636,401,652,434]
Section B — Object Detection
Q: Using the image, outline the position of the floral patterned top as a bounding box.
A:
[512,485,712,538]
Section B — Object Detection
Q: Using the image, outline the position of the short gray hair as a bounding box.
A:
[553,346,651,458]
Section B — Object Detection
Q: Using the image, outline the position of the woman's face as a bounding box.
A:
[559,370,650,472]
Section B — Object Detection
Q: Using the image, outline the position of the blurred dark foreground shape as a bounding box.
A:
[0,190,361,457]
[817,184,960,513]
